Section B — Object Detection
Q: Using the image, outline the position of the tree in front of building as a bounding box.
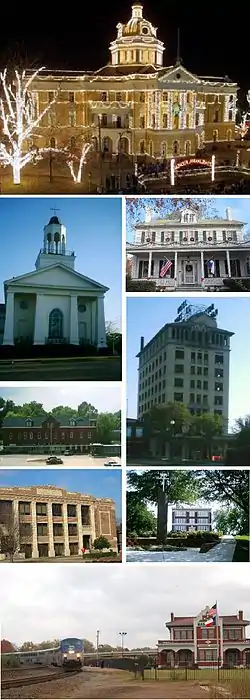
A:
[142,402,192,458]
[1,639,15,653]
[126,491,156,537]
[190,412,223,460]
[0,67,60,185]
[66,138,93,183]
[19,641,37,651]
[93,536,111,550]
[0,511,19,562]
[127,470,198,543]
[77,401,98,418]
[105,321,122,355]
[96,411,121,444]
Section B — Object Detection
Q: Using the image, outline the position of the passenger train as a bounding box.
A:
[3,638,84,672]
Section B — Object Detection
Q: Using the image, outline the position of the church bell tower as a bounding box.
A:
[35,212,76,271]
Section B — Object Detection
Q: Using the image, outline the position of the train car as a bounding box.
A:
[60,638,84,671]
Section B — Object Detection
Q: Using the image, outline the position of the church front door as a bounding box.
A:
[79,321,87,344]
[48,308,64,342]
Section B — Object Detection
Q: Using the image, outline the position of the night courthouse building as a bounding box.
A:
[28,3,238,189]
[157,610,250,668]
[0,485,118,559]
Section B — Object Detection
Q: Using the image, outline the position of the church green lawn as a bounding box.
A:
[233,536,250,562]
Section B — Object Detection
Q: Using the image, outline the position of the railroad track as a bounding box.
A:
[2,670,81,690]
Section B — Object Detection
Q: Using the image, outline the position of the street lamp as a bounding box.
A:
[119,631,127,656]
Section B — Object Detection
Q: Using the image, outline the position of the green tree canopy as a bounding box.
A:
[198,470,249,515]
[96,412,121,444]
[214,507,249,536]
[127,469,198,505]
[126,491,156,537]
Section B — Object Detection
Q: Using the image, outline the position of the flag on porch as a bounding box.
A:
[160,258,172,277]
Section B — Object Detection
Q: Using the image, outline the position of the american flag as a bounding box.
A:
[160,258,172,277]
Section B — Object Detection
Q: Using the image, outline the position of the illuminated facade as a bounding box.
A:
[127,206,250,290]
[29,3,238,186]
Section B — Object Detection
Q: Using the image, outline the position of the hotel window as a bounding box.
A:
[29,432,33,439]
[116,92,122,102]
[203,230,206,241]
[69,92,74,102]
[163,92,168,101]
[48,91,54,102]
[37,433,41,439]
[163,114,168,128]
[37,524,48,536]
[175,349,184,359]
[61,432,65,439]
[70,432,74,438]
[175,364,184,373]
[213,230,217,241]
[174,393,183,402]
[139,92,145,102]
[9,432,13,440]
[88,432,92,439]
[161,231,164,242]
[101,92,107,101]
[139,116,145,128]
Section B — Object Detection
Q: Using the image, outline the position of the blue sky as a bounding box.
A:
[0,196,122,330]
[127,297,250,429]
[0,384,121,413]
[0,469,122,518]
[126,196,250,241]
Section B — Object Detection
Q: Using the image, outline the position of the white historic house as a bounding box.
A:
[127,206,250,290]
[2,215,108,347]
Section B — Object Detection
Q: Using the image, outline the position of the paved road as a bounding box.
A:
[0,357,121,381]
[0,455,121,467]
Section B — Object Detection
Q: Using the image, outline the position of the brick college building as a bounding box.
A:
[157,611,250,668]
[0,485,118,559]
[1,414,97,453]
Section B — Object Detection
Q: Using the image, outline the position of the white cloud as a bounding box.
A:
[1,565,249,648]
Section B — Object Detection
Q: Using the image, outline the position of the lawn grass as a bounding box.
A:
[233,536,250,562]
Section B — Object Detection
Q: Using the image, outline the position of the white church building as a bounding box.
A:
[126,206,250,291]
[1,214,108,347]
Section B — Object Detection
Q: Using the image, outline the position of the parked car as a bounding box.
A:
[46,456,64,465]
[64,450,74,456]
[104,460,121,467]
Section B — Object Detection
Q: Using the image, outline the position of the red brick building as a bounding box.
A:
[1,414,97,453]
[157,610,250,668]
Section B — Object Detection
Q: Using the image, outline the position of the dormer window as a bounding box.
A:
[25,419,33,427]
[182,211,197,224]
[69,419,76,426]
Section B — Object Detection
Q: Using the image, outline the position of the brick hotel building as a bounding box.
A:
[157,610,250,668]
[0,485,118,559]
[1,414,97,453]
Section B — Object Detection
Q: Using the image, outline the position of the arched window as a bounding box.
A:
[49,308,63,339]
[173,140,179,155]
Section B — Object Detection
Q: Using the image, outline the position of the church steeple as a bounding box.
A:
[35,211,76,271]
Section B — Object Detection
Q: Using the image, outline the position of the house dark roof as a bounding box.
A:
[3,414,96,428]
[48,216,61,225]
[166,615,250,627]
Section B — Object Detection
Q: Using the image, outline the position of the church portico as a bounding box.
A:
[2,214,108,348]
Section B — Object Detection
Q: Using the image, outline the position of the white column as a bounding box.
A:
[33,294,45,344]
[70,295,79,345]
[62,502,70,556]
[47,501,55,557]
[3,291,15,345]
[77,503,83,554]
[200,250,204,278]
[91,302,96,345]
[90,504,96,546]
[31,500,39,559]
[174,251,178,277]
[96,296,107,348]
[148,250,152,277]
[13,499,20,553]
[226,250,231,277]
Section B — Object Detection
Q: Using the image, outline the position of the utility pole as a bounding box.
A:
[96,629,100,666]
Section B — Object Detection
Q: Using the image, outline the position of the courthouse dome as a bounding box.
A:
[122,3,157,37]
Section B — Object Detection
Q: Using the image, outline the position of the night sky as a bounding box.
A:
[0,2,248,96]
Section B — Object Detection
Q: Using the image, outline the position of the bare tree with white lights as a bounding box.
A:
[0,66,59,184]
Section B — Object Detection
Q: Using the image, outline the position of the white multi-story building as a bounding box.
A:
[172,507,212,532]
[137,302,233,430]
[127,206,250,290]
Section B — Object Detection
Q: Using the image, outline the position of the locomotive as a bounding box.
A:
[60,638,84,671]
